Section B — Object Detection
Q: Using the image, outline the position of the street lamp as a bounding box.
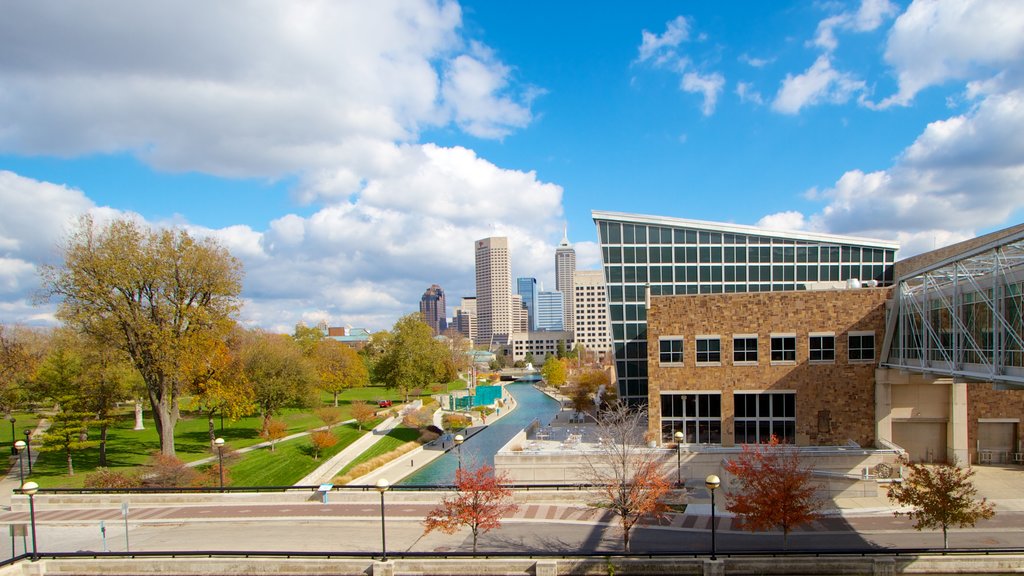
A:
[8,416,15,455]
[22,429,32,474]
[705,474,721,561]
[375,478,390,562]
[674,430,684,487]
[13,440,25,485]
[22,481,38,561]
[214,438,225,492]
[454,434,464,471]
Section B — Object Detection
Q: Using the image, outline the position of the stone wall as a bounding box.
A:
[647,288,890,448]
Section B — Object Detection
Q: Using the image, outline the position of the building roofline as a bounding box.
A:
[591,210,900,250]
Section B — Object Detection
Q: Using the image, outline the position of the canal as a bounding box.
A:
[398,382,561,485]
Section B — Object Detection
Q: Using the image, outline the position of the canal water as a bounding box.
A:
[398,382,561,485]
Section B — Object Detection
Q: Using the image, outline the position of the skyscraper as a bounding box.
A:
[474,237,512,347]
[555,228,576,334]
[516,277,538,330]
[419,284,447,335]
[536,290,564,331]
[453,297,476,343]
[573,270,611,362]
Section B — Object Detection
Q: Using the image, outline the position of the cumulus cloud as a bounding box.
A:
[682,72,725,116]
[736,81,764,105]
[879,0,1024,107]
[772,55,866,114]
[756,211,808,232]
[813,0,898,52]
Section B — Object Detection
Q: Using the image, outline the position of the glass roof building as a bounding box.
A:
[593,210,900,405]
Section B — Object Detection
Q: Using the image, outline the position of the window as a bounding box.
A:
[661,393,722,444]
[809,333,835,362]
[734,392,796,444]
[849,332,875,362]
[696,336,721,364]
[733,335,758,363]
[659,337,684,365]
[770,334,796,363]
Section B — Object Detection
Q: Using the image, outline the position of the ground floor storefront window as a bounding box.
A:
[660,392,722,444]
[734,391,795,444]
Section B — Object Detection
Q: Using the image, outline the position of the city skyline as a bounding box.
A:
[2,1,1023,332]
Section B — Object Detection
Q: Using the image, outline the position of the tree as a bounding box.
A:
[372,314,445,402]
[242,332,316,435]
[185,332,254,446]
[40,216,243,456]
[39,399,98,476]
[309,430,337,460]
[423,465,519,555]
[0,325,42,414]
[77,339,138,466]
[261,418,289,451]
[887,457,995,548]
[314,406,343,430]
[291,323,324,356]
[351,400,376,431]
[569,369,609,414]
[556,340,567,359]
[540,356,567,387]
[311,339,368,406]
[724,435,824,548]
[440,328,472,383]
[582,403,671,552]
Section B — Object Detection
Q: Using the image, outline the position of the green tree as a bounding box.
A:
[242,332,316,435]
[40,216,243,456]
[556,340,567,359]
[185,330,254,446]
[372,314,445,402]
[311,339,368,406]
[887,457,995,548]
[77,339,138,466]
[39,397,98,476]
[541,356,567,387]
[291,323,324,356]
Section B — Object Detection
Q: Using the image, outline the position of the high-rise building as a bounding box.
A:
[512,294,529,332]
[555,229,577,334]
[419,284,447,335]
[453,297,477,343]
[516,277,539,331]
[475,237,512,347]
[573,270,611,362]
[536,290,564,331]
[593,210,899,405]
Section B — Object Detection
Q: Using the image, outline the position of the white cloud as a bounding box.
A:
[736,81,764,105]
[681,72,725,116]
[879,0,1024,107]
[637,16,690,65]
[813,0,897,52]
[772,55,866,114]
[739,53,773,68]
[756,211,808,232]
[442,43,537,139]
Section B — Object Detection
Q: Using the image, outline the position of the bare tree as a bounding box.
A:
[581,403,672,552]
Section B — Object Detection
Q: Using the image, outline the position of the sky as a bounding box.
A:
[2,0,1023,333]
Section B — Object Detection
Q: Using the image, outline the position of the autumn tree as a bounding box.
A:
[724,435,823,548]
[569,369,609,414]
[582,403,671,552]
[261,418,289,451]
[40,215,243,456]
[1,325,45,413]
[540,356,567,387]
[291,322,324,355]
[314,406,343,430]
[350,400,376,431]
[372,314,445,402]
[242,331,316,435]
[77,339,138,466]
[311,339,368,406]
[887,457,995,548]
[309,430,337,460]
[423,465,519,555]
[440,328,472,382]
[186,329,254,446]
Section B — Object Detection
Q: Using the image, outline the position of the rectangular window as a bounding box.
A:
[660,393,722,444]
[809,333,835,363]
[696,336,721,364]
[659,337,684,365]
[733,335,758,364]
[770,334,796,363]
[849,331,876,362]
[734,392,796,444]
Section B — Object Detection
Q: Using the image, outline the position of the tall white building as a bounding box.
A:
[555,229,577,335]
[453,296,477,343]
[536,290,564,331]
[475,237,512,347]
[573,269,612,362]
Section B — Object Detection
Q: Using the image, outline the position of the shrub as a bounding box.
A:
[141,453,199,487]
[83,468,142,489]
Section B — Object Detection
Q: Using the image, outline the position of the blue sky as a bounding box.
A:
[2,0,1023,331]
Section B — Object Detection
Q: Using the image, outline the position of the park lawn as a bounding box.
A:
[226,423,365,486]
[335,426,422,478]
[1,412,41,456]
[321,384,443,411]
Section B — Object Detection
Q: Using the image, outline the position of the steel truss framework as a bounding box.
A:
[880,231,1024,388]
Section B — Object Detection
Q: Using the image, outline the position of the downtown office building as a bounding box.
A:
[592,211,899,405]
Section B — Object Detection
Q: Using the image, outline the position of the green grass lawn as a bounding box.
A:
[335,426,422,478]
[1,413,41,455]
[225,423,365,486]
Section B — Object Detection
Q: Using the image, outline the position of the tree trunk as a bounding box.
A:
[66,447,74,476]
[98,423,109,467]
[333,392,339,407]
[207,411,216,446]
[148,386,179,456]
[943,526,948,549]
[472,526,478,556]
[134,399,145,430]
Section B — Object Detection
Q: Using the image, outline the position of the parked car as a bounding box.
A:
[378,399,392,408]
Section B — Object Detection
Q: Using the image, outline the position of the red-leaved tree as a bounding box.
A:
[723,435,823,548]
[423,465,519,555]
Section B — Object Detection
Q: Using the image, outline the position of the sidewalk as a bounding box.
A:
[0,419,49,508]
[294,415,402,486]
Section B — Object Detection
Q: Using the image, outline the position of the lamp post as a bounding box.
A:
[454,434,464,471]
[8,416,15,455]
[22,430,32,474]
[13,440,25,485]
[214,438,225,491]
[705,474,721,561]
[22,481,38,561]
[674,430,684,487]
[375,478,389,562]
